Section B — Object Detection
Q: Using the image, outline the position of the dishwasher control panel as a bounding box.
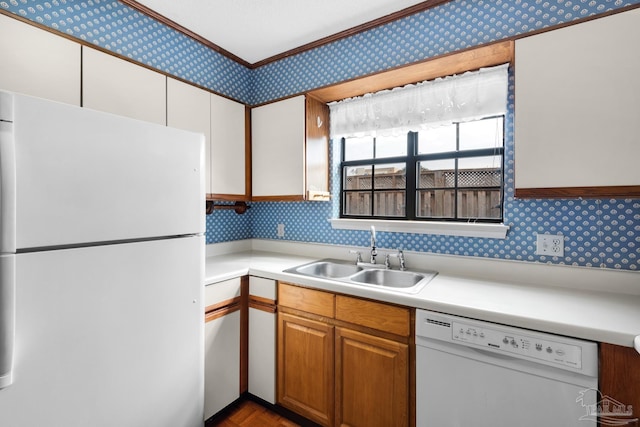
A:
[416,309,598,377]
[452,321,583,369]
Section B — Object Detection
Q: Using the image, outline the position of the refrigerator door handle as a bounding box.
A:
[0,119,17,253]
[0,254,15,388]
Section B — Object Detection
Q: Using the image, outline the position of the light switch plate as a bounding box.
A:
[536,234,564,256]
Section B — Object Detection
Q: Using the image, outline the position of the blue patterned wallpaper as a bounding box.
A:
[205,205,253,243]
[2,0,639,270]
[250,0,640,104]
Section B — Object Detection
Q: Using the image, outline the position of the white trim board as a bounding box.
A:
[330,218,509,239]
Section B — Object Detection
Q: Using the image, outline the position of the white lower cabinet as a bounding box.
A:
[248,276,277,403]
[204,278,242,420]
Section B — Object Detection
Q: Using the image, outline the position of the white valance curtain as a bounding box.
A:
[329,63,509,137]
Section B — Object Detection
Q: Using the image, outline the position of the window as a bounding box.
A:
[331,64,509,226]
[341,115,504,222]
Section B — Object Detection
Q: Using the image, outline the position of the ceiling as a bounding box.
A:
[134,0,428,65]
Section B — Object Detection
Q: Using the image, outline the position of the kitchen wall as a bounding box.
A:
[249,75,640,270]
[3,0,639,271]
[248,0,640,271]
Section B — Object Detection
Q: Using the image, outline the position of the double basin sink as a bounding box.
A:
[284,259,437,294]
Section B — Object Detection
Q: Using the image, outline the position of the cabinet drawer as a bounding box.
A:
[205,277,242,310]
[335,295,410,337]
[278,282,334,318]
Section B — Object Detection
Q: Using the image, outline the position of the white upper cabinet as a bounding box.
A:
[252,96,306,200]
[167,78,212,195]
[251,95,330,201]
[82,46,166,125]
[167,79,248,199]
[514,8,640,198]
[210,94,248,199]
[0,14,80,106]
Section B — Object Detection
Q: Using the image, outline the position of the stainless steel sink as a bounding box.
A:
[350,269,425,288]
[284,259,437,294]
[294,261,362,278]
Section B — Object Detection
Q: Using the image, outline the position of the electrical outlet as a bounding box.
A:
[277,223,285,238]
[536,234,564,256]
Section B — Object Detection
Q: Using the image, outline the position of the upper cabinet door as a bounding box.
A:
[514,8,640,198]
[167,78,212,195]
[0,14,80,106]
[210,94,248,200]
[251,95,330,201]
[252,95,306,200]
[82,46,166,125]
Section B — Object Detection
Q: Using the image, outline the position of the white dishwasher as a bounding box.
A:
[416,309,598,427]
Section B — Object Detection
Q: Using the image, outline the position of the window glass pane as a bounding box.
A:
[374,163,405,189]
[340,116,504,221]
[375,135,407,158]
[374,191,405,217]
[344,192,371,216]
[416,190,455,218]
[344,166,372,190]
[418,160,455,188]
[417,124,456,154]
[344,136,374,161]
[457,189,502,219]
[459,117,503,150]
[458,156,502,187]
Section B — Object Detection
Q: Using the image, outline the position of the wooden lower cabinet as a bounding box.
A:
[277,282,413,427]
[278,313,335,426]
[335,327,409,427]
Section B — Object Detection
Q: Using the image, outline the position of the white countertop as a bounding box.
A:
[205,241,640,349]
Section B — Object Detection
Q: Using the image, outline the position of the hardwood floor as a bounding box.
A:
[208,400,301,427]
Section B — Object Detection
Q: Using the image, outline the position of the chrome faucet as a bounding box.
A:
[369,225,377,264]
[385,249,407,271]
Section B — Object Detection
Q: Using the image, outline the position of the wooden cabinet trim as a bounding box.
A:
[515,185,640,199]
[304,95,331,199]
[599,343,640,423]
[249,295,277,313]
[251,195,306,202]
[240,276,249,395]
[207,193,251,202]
[244,106,252,199]
[205,296,241,315]
[204,301,241,322]
[308,40,514,104]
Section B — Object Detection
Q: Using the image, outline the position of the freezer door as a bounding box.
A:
[4,91,204,251]
[0,236,204,427]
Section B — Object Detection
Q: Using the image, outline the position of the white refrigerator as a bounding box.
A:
[0,91,205,426]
